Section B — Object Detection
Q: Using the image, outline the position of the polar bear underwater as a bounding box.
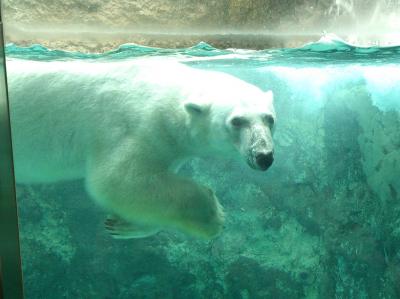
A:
[7,58,276,239]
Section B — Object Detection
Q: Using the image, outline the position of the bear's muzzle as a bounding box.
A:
[255,151,274,171]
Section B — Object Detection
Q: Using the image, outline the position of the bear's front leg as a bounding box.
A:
[86,148,224,239]
[143,173,225,238]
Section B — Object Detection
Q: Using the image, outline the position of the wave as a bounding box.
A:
[298,33,400,54]
[4,41,230,61]
[5,33,400,65]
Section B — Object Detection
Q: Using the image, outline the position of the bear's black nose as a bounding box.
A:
[255,151,274,171]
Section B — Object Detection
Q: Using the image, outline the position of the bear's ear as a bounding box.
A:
[184,102,210,116]
[265,90,274,103]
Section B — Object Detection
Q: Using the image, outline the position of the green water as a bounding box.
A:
[6,34,400,298]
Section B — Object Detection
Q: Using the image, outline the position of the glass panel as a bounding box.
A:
[3,1,400,298]
[0,3,24,298]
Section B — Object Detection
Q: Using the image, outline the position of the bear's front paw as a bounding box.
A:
[205,193,225,238]
[182,187,225,239]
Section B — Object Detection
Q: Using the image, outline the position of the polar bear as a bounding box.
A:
[7,58,275,239]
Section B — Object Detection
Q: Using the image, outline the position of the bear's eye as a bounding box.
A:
[230,116,248,128]
[262,114,275,128]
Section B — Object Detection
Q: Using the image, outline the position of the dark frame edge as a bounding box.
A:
[0,0,24,298]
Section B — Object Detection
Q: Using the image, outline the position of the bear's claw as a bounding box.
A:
[104,215,159,239]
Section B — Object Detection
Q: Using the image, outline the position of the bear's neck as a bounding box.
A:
[141,113,203,169]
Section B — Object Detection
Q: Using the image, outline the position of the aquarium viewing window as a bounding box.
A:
[1,1,400,298]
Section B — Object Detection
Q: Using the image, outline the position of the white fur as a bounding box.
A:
[7,58,275,238]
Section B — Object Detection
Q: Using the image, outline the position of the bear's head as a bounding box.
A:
[184,82,276,171]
